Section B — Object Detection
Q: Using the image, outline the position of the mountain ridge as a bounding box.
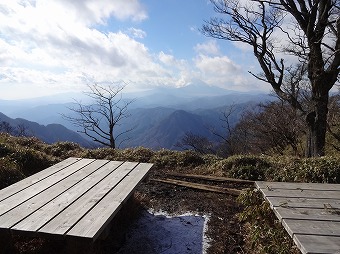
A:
[0,85,270,150]
[0,112,94,147]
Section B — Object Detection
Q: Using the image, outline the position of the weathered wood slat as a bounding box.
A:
[66,163,153,240]
[0,159,94,216]
[256,181,340,191]
[152,178,241,195]
[10,160,115,231]
[265,196,340,209]
[38,161,139,236]
[0,157,81,202]
[259,188,340,199]
[273,206,340,222]
[166,172,255,184]
[282,219,340,237]
[293,234,340,254]
[256,181,340,254]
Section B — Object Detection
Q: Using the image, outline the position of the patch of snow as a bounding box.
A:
[117,209,211,254]
[202,214,211,254]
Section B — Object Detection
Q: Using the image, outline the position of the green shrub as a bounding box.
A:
[11,148,56,176]
[150,149,205,169]
[209,155,273,180]
[0,157,24,189]
[201,153,223,165]
[81,147,155,162]
[14,136,46,150]
[45,142,83,159]
[82,147,115,160]
[207,155,340,183]
[0,143,13,157]
[173,150,205,167]
[116,147,154,162]
[273,156,340,183]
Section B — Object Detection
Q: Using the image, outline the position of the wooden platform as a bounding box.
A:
[255,181,340,254]
[0,157,153,243]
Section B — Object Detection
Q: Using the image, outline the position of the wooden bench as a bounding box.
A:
[0,157,153,252]
[256,181,340,254]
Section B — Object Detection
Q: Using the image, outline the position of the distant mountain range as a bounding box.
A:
[117,103,255,149]
[0,112,93,147]
[0,82,271,149]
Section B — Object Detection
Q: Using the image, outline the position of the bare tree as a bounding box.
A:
[208,104,244,155]
[63,82,134,149]
[176,131,215,154]
[202,0,339,156]
[0,121,15,135]
[0,121,31,137]
[15,123,30,137]
[234,101,305,155]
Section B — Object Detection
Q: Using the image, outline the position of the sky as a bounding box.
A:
[0,0,268,100]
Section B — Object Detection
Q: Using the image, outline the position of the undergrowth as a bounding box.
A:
[237,189,300,254]
[208,154,340,183]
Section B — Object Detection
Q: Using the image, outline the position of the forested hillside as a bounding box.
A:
[0,112,93,147]
[0,85,266,150]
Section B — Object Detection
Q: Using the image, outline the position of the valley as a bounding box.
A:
[0,83,270,150]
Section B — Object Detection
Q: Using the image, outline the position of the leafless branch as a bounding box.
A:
[62,82,134,148]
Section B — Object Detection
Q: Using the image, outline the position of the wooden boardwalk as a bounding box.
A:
[256,181,340,254]
[0,158,153,244]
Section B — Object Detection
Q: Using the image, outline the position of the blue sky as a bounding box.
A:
[0,0,266,99]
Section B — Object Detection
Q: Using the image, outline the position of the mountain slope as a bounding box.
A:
[124,110,218,149]
[0,112,93,147]
[1,86,270,150]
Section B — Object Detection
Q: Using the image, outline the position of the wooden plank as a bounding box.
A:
[256,181,340,191]
[293,234,340,254]
[0,159,94,216]
[256,181,340,254]
[7,160,114,230]
[167,172,255,184]
[273,206,340,222]
[38,161,139,236]
[258,188,340,199]
[66,163,153,240]
[0,157,81,201]
[282,219,340,237]
[265,196,340,209]
[151,178,241,195]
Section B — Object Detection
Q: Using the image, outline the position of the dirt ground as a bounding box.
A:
[133,170,253,254]
[7,168,253,254]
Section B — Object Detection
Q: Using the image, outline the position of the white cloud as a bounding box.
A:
[127,28,147,39]
[158,52,176,65]
[195,54,241,79]
[192,42,266,91]
[194,54,267,92]
[194,40,220,56]
[55,0,147,24]
[0,1,170,97]
[0,1,271,99]
[157,52,194,88]
[232,41,253,52]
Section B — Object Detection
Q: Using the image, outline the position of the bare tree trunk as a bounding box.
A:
[305,36,333,157]
[109,126,115,149]
[305,93,329,157]
[110,135,115,149]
